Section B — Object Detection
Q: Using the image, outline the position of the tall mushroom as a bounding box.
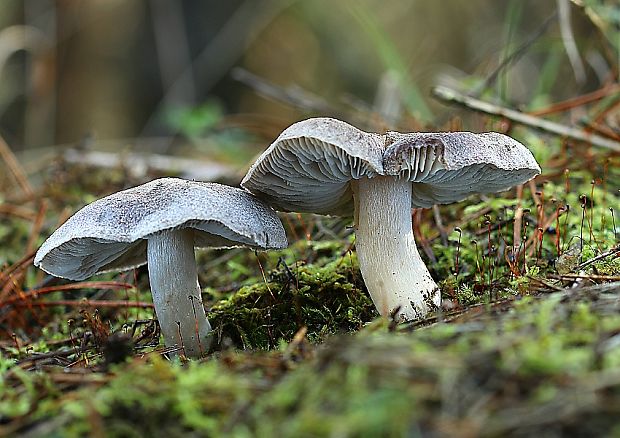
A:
[241,117,540,321]
[35,178,287,357]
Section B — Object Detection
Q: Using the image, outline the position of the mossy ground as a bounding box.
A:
[1,135,620,436]
[4,284,620,437]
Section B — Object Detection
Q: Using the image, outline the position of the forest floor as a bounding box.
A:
[1,123,619,437]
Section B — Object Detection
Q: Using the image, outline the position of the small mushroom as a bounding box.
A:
[242,118,540,321]
[34,178,287,357]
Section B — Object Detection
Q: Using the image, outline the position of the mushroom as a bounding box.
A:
[34,178,287,357]
[241,118,540,321]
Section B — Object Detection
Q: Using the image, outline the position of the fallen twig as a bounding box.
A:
[550,273,620,281]
[0,203,37,221]
[527,275,564,291]
[581,119,620,142]
[432,86,620,153]
[528,83,620,116]
[0,252,36,301]
[10,299,153,309]
[232,67,336,115]
[0,133,34,197]
[0,281,134,307]
[575,245,620,270]
[63,149,235,181]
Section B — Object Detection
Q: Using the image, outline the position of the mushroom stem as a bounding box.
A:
[354,176,440,321]
[147,229,212,357]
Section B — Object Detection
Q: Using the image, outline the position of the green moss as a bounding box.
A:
[209,250,377,349]
[5,282,620,437]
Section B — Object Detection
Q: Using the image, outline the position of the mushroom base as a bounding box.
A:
[147,229,212,357]
[354,176,440,321]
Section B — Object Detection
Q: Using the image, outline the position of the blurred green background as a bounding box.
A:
[0,0,614,160]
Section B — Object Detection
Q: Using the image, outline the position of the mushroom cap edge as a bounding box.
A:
[34,178,288,280]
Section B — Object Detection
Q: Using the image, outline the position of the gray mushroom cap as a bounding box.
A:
[241,117,541,214]
[382,131,542,208]
[241,117,384,215]
[34,178,288,281]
